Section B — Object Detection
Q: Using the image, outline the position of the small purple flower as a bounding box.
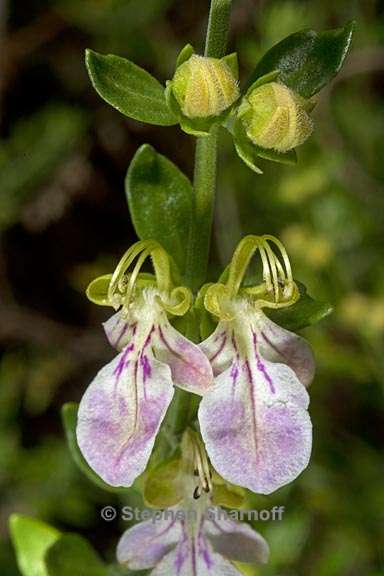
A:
[117,503,269,575]
[76,287,213,487]
[198,298,314,495]
[116,426,269,576]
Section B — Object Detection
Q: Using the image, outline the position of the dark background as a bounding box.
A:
[1,0,383,574]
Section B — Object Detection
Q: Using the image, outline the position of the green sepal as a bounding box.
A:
[176,43,194,68]
[85,49,177,126]
[267,281,333,331]
[245,69,280,94]
[247,21,355,98]
[255,145,297,165]
[211,474,246,509]
[86,272,156,306]
[126,145,193,274]
[222,52,239,80]
[143,456,184,509]
[232,119,263,174]
[61,403,129,494]
[9,515,61,576]
[179,116,213,136]
[45,534,107,576]
[232,116,297,171]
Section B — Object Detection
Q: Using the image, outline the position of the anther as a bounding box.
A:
[193,486,201,499]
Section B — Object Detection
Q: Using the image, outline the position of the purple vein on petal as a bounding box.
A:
[158,325,180,357]
[253,332,276,394]
[260,330,290,363]
[198,520,213,569]
[141,326,155,396]
[113,357,139,468]
[113,343,134,383]
[244,359,259,463]
[191,538,197,576]
[230,362,239,397]
[209,332,227,362]
[115,323,128,348]
[175,521,189,574]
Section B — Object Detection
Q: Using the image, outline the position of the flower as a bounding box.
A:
[198,235,315,494]
[237,81,314,152]
[171,54,240,119]
[76,241,213,487]
[116,430,269,575]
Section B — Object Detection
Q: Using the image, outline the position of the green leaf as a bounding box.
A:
[248,21,355,98]
[267,282,333,331]
[45,534,107,576]
[86,49,177,126]
[9,515,61,576]
[126,144,193,273]
[61,403,127,493]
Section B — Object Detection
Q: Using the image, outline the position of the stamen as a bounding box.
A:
[193,486,201,499]
[193,437,213,495]
[261,240,279,301]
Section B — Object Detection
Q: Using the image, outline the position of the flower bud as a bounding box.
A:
[171,55,239,119]
[238,82,313,152]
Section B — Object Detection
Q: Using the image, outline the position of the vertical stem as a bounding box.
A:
[173,0,233,433]
[204,0,232,59]
[186,0,233,292]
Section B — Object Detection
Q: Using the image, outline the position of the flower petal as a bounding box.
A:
[117,514,182,570]
[154,320,213,395]
[257,312,315,387]
[103,312,136,351]
[199,352,312,494]
[205,512,269,564]
[151,536,243,576]
[77,343,174,487]
[199,325,235,376]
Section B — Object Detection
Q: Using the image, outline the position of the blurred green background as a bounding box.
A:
[1,0,383,574]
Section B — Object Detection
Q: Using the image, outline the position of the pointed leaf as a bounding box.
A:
[126,144,193,273]
[45,534,107,576]
[248,22,355,97]
[9,515,61,576]
[86,49,177,126]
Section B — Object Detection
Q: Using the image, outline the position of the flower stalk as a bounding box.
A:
[174,0,234,434]
[186,0,233,292]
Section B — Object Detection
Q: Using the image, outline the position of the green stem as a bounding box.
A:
[174,0,233,432]
[186,0,233,292]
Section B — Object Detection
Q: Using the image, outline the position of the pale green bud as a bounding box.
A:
[239,82,314,152]
[171,55,240,119]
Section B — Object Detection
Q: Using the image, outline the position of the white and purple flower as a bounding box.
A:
[198,299,314,495]
[77,288,213,487]
[78,235,315,497]
[116,430,269,575]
